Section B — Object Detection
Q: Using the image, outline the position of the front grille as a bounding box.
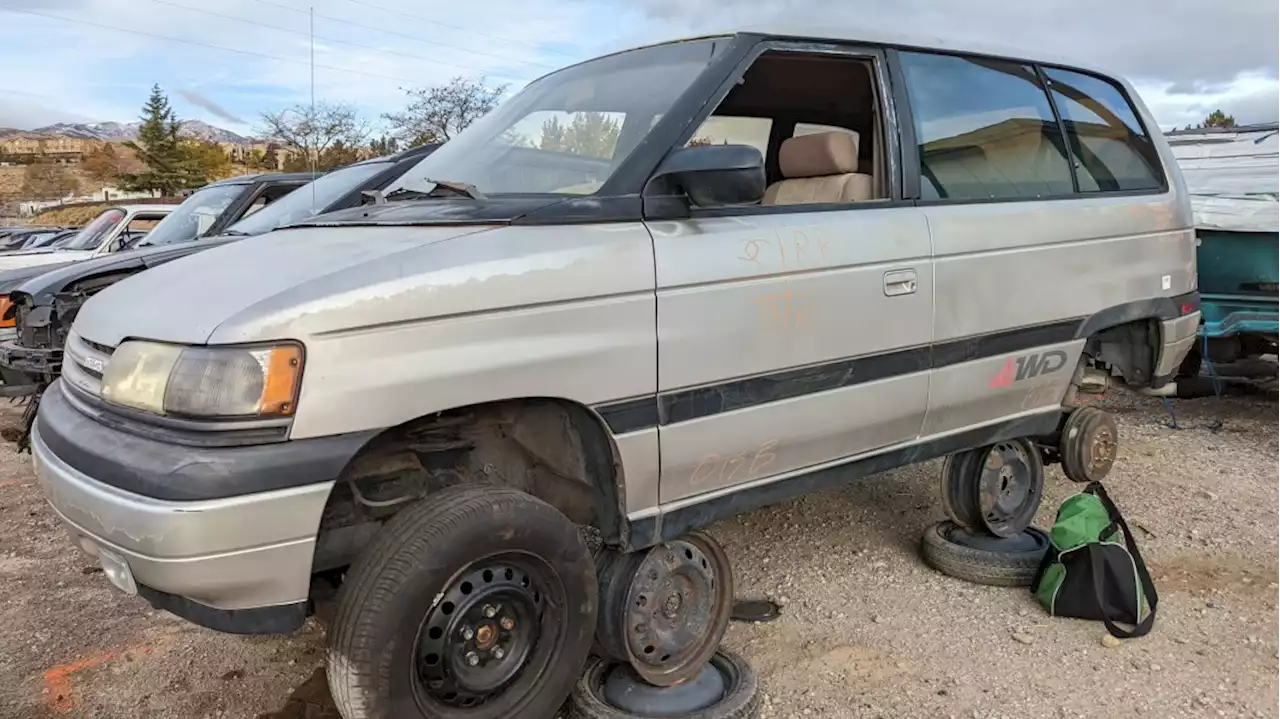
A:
[61,332,113,398]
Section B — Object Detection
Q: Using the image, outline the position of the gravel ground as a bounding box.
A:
[0,385,1275,719]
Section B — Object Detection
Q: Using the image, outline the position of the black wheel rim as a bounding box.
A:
[942,451,984,529]
[411,554,561,711]
[977,440,1044,538]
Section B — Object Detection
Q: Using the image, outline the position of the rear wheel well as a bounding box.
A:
[311,398,625,579]
[1081,318,1160,385]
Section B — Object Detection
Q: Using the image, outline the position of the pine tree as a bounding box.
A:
[121,85,205,194]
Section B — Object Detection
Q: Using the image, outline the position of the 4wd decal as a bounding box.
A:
[989,350,1069,388]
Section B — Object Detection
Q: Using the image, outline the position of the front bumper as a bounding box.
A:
[32,381,376,633]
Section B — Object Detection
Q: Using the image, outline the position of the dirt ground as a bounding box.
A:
[1,386,1276,719]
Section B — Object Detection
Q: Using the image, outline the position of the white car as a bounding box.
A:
[0,204,174,271]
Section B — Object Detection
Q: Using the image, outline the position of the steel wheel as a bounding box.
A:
[412,555,557,710]
[595,533,734,688]
[976,439,1045,538]
[940,449,986,530]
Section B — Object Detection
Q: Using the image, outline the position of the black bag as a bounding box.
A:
[1032,483,1158,638]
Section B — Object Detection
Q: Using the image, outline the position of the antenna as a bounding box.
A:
[310,5,316,208]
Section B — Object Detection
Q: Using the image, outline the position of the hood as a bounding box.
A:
[0,261,78,294]
[0,250,93,271]
[12,238,236,305]
[73,224,493,347]
[0,247,59,257]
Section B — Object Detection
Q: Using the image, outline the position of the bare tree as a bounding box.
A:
[21,163,81,201]
[257,101,370,170]
[384,76,506,147]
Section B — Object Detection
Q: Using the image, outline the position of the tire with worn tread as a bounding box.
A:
[326,485,597,719]
[569,648,760,719]
[920,520,1050,587]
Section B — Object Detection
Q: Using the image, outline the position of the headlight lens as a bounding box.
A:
[100,341,303,418]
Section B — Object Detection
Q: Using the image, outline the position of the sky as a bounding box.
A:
[0,0,1276,137]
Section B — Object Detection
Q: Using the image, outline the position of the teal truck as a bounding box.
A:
[1167,122,1278,373]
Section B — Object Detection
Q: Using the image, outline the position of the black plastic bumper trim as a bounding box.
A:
[137,585,306,635]
[38,380,380,501]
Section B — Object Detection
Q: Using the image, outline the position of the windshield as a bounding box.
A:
[389,40,720,197]
[60,208,126,251]
[19,231,60,248]
[136,182,247,247]
[226,161,388,236]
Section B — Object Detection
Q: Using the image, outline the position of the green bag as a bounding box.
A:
[1032,483,1158,638]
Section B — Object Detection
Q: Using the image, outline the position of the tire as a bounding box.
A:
[569,648,760,719]
[327,485,597,719]
[920,520,1050,587]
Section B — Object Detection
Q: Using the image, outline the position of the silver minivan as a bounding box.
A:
[33,27,1197,719]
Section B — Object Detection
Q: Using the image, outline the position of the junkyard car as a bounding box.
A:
[0,204,175,271]
[0,173,316,397]
[34,28,1197,718]
[0,147,438,411]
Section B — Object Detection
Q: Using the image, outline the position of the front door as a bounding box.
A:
[650,43,934,507]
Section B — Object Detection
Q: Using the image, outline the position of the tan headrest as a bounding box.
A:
[779,131,861,178]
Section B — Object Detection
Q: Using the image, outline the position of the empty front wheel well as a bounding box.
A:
[311,398,626,576]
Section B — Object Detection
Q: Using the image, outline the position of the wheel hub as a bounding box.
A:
[414,561,544,707]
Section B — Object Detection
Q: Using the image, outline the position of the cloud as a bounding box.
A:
[176,89,244,124]
[626,0,1279,88]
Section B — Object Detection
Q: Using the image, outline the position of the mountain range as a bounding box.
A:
[1,120,252,145]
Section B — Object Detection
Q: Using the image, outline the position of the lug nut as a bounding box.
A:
[461,626,475,641]
[500,617,515,631]
[483,605,498,618]
[492,647,505,660]
[465,652,480,667]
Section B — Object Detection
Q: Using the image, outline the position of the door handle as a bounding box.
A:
[883,269,918,297]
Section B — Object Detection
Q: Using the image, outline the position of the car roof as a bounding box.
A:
[117,204,176,212]
[343,142,441,169]
[206,171,322,187]
[612,27,1112,80]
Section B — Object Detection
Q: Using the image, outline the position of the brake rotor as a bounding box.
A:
[1059,406,1119,483]
[975,439,1045,538]
[598,533,733,688]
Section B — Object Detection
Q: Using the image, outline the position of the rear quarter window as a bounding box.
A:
[1041,67,1165,192]
[900,52,1075,201]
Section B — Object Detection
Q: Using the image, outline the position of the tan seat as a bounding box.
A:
[763,131,874,205]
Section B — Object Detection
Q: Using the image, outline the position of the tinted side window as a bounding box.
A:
[1042,68,1163,192]
[900,52,1074,201]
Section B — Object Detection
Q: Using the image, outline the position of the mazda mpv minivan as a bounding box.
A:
[33,27,1197,719]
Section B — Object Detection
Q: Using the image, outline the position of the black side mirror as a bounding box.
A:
[646,144,765,211]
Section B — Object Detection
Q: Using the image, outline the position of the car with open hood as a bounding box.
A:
[32,28,1198,719]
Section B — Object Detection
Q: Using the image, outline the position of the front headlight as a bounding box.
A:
[100,340,303,418]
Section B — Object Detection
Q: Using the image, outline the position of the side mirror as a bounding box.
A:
[646,144,765,210]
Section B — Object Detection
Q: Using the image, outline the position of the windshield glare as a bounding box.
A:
[136,183,246,248]
[61,208,126,251]
[389,40,720,197]
[225,161,388,236]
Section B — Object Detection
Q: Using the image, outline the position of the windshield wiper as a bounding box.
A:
[220,229,250,236]
[385,178,486,202]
